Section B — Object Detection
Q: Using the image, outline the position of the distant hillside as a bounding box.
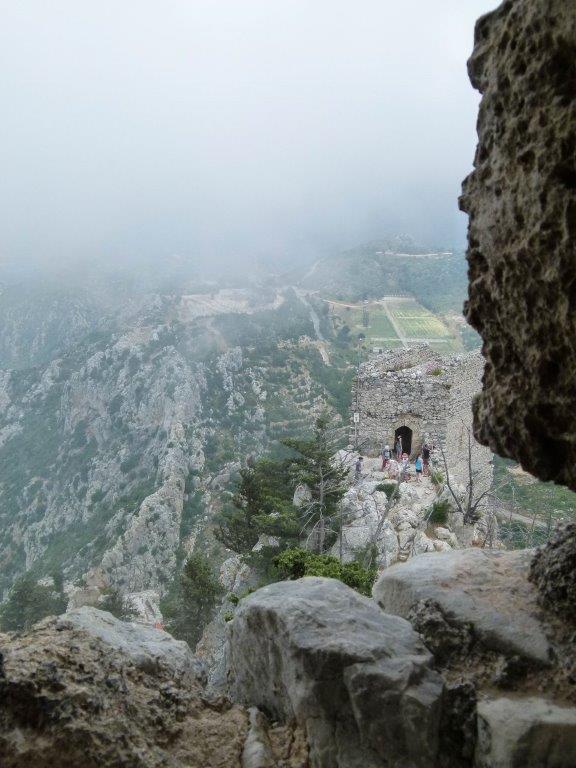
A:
[301,239,468,314]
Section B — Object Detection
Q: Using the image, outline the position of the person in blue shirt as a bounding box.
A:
[414,454,423,482]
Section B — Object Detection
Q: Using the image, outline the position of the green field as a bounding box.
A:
[494,455,576,525]
[327,297,461,352]
[387,300,453,338]
[327,301,400,347]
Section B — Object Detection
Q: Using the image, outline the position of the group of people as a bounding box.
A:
[354,440,432,484]
[380,440,431,482]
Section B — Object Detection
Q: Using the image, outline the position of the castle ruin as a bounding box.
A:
[353,345,492,488]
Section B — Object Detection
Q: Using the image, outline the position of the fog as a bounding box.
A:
[0,1,497,273]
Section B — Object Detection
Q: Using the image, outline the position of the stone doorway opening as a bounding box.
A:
[395,425,413,456]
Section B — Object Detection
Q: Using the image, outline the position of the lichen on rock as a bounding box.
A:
[460,0,576,489]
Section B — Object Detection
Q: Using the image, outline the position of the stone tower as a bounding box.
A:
[352,345,492,487]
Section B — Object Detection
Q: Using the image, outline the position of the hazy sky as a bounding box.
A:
[0,1,498,271]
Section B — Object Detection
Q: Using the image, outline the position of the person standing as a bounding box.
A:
[422,443,431,475]
[395,436,402,460]
[355,456,364,483]
[381,444,391,471]
[401,453,410,482]
[414,454,423,482]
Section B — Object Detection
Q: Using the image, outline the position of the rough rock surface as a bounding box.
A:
[227,576,445,768]
[476,696,576,768]
[460,0,576,489]
[530,522,576,623]
[0,608,307,768]
[373,549,551,664]
[58,606,205,684]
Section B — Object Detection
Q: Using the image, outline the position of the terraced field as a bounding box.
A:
[383,298,460,351]
[327,296,461,352]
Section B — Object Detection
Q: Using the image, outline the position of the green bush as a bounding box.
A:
[428,368,443,376]
[161,553,224,648]
[0,572,67,632]
[430,469,444,485]
[375,481,399,500]
[227,593,240,605]
[273,548,376,596]
[428,500,450,525]
[99,587,138,622]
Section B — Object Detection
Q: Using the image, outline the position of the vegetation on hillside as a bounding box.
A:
[0,572,67,632]
[274,548,376,596]
[161,553,224,648]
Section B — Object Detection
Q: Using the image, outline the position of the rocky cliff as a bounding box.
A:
[0,606,308,767]
[461,0,576,490]
[460,0,576,618]
[0,286,350,606]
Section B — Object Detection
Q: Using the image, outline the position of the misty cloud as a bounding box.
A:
[0,1,497,270]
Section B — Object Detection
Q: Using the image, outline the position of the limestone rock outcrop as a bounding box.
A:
[476,697,576,768]
[373,549,551,665]
[58,606,206,684]
[530,522,576,623]
[373,548,576,759]
[227,576,446,768]
[0,607,307,768]
[460,0,576,489]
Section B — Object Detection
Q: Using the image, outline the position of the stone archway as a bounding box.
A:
[394,425,413,456]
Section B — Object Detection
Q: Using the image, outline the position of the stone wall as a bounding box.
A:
[354,346,452,453]
[354,348,491,487]
[445,353,493,490]
[460,0,576,490]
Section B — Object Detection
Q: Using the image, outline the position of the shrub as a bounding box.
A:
[161,554,224,648]
[99,587,138,622]
[273,548,376,596]
[0,572,67,632]
[430,469,444,485]
[428,500,450,525]
[428,368,443,376]
[120,455,139,474]
[376,481,400,500]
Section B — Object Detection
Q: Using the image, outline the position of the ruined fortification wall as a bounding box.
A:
[445,351,493,490]
[354,348,448,453]
[354,348,490,485]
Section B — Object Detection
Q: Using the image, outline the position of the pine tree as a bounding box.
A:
[162,554,224,648]
[282,414,349,553]
[214,459,297,554]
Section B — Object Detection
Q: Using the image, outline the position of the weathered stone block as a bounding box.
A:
[227,577,443,768]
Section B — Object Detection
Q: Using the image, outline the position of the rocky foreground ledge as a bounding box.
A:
[0,607,306,768]
[224,548,576,768]
[1,548,575,768]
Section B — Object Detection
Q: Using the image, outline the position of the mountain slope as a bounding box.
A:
[0,287,354,600]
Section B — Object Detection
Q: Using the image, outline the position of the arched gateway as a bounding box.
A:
[394,425,413,456]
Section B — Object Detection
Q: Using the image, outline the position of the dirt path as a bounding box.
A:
[294,289,331,364]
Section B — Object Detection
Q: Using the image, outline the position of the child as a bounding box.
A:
[381,444,391,471]
[414,453,423,482]
[422,443,431,475]
[401,454,410,482]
